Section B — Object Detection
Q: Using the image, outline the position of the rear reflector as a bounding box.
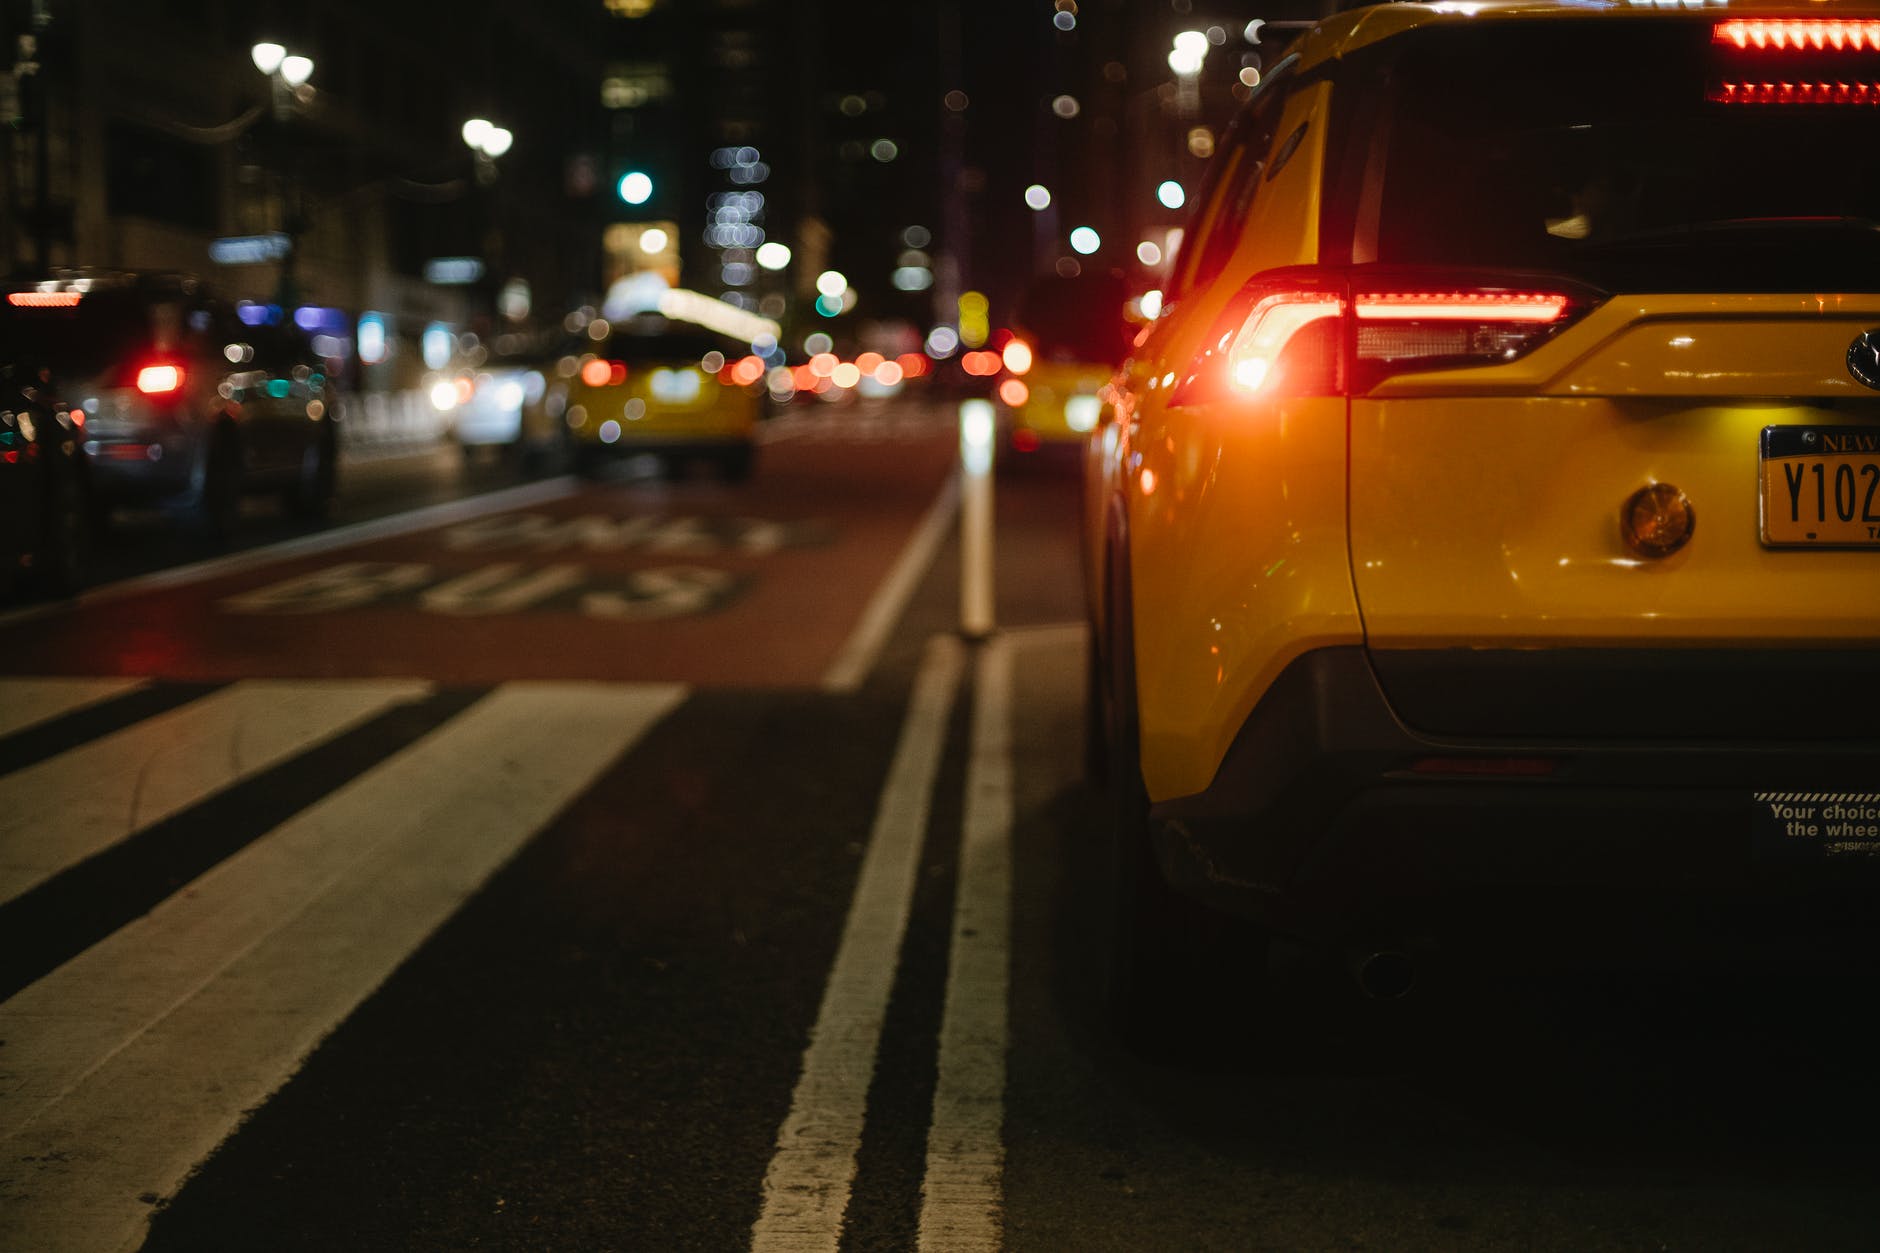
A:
[1710,80,1880,105]
[1713,19,1880,51]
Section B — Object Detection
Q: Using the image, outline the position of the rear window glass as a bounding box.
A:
[609,319,740,363]
[1354,20,1880,292]
[0,290,161,379]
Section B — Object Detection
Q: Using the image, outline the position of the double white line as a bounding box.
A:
[753,632,1015,1252]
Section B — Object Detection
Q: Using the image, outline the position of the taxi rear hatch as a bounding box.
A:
[1322,10,1880,741]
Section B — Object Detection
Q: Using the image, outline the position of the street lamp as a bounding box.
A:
[463,117,514,185]
[250,42,317,305]
[252,41,314,120]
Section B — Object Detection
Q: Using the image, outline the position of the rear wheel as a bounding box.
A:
[1103,542,1265,1058]
[198,431,243,542]
[285,433,337,519]
[716,443,755,484]
[34,466,87,597]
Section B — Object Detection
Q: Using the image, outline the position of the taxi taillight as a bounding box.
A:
[1171,268,1598,407]
[1713,19,1880,51]
[136,364,185,395]
[580,359,628,387]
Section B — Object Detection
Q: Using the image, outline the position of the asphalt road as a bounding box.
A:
[2,397,1879,1251]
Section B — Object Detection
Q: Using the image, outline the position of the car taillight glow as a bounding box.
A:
[136,364,184,395]
[1174,268,1597,408]
[1710,80,1880,105]
[1353,292,1569,322]
[1713,19,1880,51]
[1224,293,1345,395]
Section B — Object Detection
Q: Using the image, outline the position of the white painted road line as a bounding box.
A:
[919,634,1014,1252]
[821,471,961,694]
[0,681,685,1253]
[0,677,147,739]
[0,475,580,630]
[753,635,966,1251]
[0,679,433,908]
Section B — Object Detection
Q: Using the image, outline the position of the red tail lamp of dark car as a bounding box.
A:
[136,364,185,395]
[1170,267,1601,408]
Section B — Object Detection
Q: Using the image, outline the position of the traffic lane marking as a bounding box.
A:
[753,635,966,1250]
[919,632,1016,1252]
[0,679,432,908]
[0,476,582,632]
[0,677,147,739]
[0,432,959,686]
[0,682,685,1253]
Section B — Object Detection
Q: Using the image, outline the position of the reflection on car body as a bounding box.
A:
[1084,0,1880,1039]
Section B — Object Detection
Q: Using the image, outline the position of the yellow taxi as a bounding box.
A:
[1002,272,1131,454]
[564,316,765,482]
[1085,0,1880,1030]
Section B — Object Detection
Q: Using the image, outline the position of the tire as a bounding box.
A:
[198,431,243,542]
[285,433,337,519]
[717,444,755,484]
[33,466,87,597]
[1083,626,1109,786]
[1102,540,1264,1058]
[573,444,607,480]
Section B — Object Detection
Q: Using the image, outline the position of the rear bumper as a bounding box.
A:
[576,436,750,458]
[1150,646,1880,961]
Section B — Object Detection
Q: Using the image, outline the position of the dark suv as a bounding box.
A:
[0,272,338,536]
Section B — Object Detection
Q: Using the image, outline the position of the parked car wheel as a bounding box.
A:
[286,433,337,519]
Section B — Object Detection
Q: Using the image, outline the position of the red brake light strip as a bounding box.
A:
[1354,292,1570,322]
[7,291,81,307]
[1711,80,1880,105]
[1714,19,1880,51]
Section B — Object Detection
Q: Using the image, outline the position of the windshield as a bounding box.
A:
[1347,19,1880,292]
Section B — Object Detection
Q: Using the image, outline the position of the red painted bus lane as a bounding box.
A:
[0,426,958,687]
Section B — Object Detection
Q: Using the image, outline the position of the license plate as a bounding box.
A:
[1760,425,1880,547]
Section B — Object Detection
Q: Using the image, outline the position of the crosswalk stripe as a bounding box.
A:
[0,679,433,909]
[752,634,965,1251]
[0,680,685,1253]
[918,634,1013,1252]
[0,677,147,739]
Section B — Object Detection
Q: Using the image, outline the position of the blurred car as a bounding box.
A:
[1001,272,1131,455]
[0,371,88,599]
[563,316,762,481]
[0,272,338,538]
[1086,0,1880,1033]
[452,333,581,469]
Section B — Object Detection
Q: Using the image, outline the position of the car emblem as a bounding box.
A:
[1849,330,1880,391]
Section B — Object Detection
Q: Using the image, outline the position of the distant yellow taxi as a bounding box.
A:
[564,318,764,482]
[1001,273,1132,453]
[1085,0,1880,1032]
